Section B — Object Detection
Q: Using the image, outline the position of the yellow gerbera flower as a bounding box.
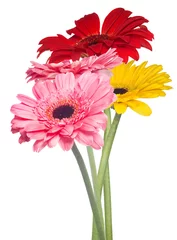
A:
[110,61,172,116]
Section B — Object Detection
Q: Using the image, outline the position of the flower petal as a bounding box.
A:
[11,105,37,120]
[59,137,74,151]
[33,140,48,152]
[127,100,152,116]
[67,13,100,37]
[25,122,47,131]
[102,8,132,35]
[47,134,60,148]
[37,35,74,62]
[32,81,51,99]
[137,90,166,98]
[17,94,37,106]
[60,125,74,136]
[114,102,127,114]
[55,72,76,91]
[27,131,46,140]
[91,133,104,149]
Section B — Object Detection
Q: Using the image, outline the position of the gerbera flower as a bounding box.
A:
[110,61,172,116]
[11,72,116,152]
[37,8,154,63]
[27,48,122,82]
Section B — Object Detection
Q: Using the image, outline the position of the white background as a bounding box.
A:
[0,0,177,239]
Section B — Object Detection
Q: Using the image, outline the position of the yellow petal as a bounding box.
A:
[162,85,173,90]
[114,102,127,114]
[137,90,166,98]
[127,100,152,116]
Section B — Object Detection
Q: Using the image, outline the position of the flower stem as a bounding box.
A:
[87,146,98,202]
[72,143,105,240]
[103,108,113,240]
[98,113,121,195]
[104,165,112,240]
[87,146,104,240]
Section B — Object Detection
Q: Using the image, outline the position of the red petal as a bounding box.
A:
[87,43,104,54]
[116,16,148,35]
[48,49,84,63]
[67,13,100,38]
[128,36,153,50]
[37,35,73,58]
[128,27,154,40]
[103,39,114,47]
[140,39,152,50]
[86,43,110,56]
[102,8,132,35]
[114,45,139,62]
[137,25,154,40]
[48,51,72,63]
[85,48,95,57]
[68,35,81,44]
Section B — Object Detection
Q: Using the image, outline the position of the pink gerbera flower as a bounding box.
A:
[11,72,116,152]
[26,48,122,82]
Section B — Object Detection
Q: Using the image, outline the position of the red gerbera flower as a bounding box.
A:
[37,8,154,63]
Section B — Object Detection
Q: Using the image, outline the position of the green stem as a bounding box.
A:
[104,165,112,240]
[87,146,98,200]
[103,108,113,240]
[92,217,99,240]
[104,108,112,140]
[98,113,121,195]
[72,143,105,240]
[87,146,104,240]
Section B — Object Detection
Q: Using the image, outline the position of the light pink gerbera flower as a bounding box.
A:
[26,48,122,82]
[11,72,116,152]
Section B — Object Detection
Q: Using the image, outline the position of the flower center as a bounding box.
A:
[52,105,74,119]
[114,88,128,95]
[44,98,79,123]
[77,34,109,47]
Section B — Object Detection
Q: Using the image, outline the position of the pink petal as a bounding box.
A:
[33,140,47,152]
[55,72,76,91]
[91,133,104,149]
[11,103,34,113]
[11,105,37,120]
[11,117,34,128]
[27,131,46,140]
[17,94,37,106]
[59,137,74,151]
[77,72,99,95]
[73,121,83,130]
[47,134,60,148]
[75,130,94,146]
[79,123,96,131]
[47,125,64,134]
[45,80,57,93]
[19,131,30,143]
[25,122,47,131]
[89,48,122,69]
[60,124,74,136]
[84,113,107,129]
[32,81,51,99]
[90,83,112,102]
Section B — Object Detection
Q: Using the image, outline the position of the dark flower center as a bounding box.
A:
[52,105,74,119]
[78,34,109,46]
[114,88,128,95]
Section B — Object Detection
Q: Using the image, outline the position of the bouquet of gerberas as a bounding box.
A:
[10,8,172,240]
